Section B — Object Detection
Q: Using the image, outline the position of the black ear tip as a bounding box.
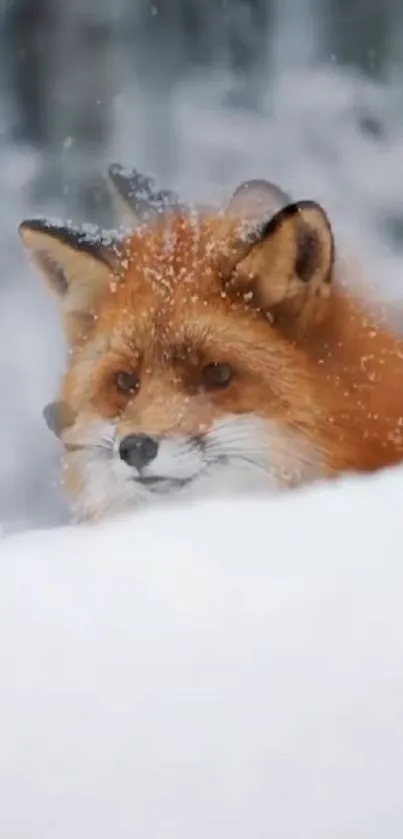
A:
[107,164,133,193]
[294,199,333,229]
[108,163,139,188]
[268,199,333,237]
[108,162,124,179]
[19,218,47,238]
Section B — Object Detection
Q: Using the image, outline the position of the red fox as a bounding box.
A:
[19,165,403,521]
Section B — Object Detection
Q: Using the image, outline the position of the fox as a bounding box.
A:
[18,164,403,522]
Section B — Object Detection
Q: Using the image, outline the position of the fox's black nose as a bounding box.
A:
[119,434,159,470]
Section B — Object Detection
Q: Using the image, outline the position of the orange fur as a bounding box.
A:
[63,217,403,472]
[19,173,403,519]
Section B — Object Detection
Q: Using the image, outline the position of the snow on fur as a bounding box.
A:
[1,467,403,838]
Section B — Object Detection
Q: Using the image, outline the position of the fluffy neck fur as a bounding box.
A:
[302,271,403,475]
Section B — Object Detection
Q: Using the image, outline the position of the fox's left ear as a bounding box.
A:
[19,219,118,342]
[225,180,334,337]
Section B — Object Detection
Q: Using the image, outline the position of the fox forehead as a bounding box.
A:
[65,215,299,413]
[91,213,266,356]
[82,288,278,379]
[112,212,226,303]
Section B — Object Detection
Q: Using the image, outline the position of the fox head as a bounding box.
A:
[19,167,336,521]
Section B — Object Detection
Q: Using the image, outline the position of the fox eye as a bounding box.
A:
[114,370,139,395]
[202,362,233,390]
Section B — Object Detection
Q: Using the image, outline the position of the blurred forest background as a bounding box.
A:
[2,0,403,220]
[1,0,403,531]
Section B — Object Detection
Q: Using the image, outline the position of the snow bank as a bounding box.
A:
[1,468,403,838]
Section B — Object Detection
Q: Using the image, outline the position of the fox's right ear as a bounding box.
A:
[107,163,182,224]
[224,181,334,339]
[19,219,119,342]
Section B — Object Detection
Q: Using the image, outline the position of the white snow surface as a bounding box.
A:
[1,466,403,838]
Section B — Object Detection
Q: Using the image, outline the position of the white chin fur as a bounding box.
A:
[65,415,321,522]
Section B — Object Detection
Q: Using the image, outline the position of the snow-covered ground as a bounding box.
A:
[2,11,403,833]
[1,466,403,838]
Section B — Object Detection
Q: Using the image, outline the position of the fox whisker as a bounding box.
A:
[65,442,113,455]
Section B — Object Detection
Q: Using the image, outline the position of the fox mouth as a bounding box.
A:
[63,415,298,521]
[132,475,194,490]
